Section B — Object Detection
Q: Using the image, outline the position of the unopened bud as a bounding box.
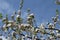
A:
[17,10,21,15]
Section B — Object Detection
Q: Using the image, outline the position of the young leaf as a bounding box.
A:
[0,13,3,19]
[56,9,59,15]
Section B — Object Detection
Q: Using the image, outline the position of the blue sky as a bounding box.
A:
[0,0,60,26]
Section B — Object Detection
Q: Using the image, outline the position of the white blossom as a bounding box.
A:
[21,24,31,28]
[35,28,39,32]
[48,23,55,28]
[16,15,20,18]
[11,31,15,36]
[56,30,59,33]
[40,23,45,29]
[25,34,27,37]
[24,24,30,27]
[52,17,57,22]
[2,18,6,21]
[50,31,55,34]
[29,13,34,16]
[27,16,31,19]
[49,36,55,39]
[22,36,25,40]
[7,37,10,40]
[21,24,24,26]
[31,27,34,32]
[7,23,12,27]
[8,20,14,23]
[56,33,60,38]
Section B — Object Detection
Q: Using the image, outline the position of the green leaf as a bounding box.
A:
[0,13,3,19]
[56,9,59,15]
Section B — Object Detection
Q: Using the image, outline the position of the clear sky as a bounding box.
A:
[0,0,60,26]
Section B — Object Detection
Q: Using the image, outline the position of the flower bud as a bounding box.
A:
[11,15,14,18]
[35,28,39,32]
[52,17,57,22]
[29,13,34,19]
[40,23,45,29]
[17,10,21,15]
[2,18,6,22]
[29,13,34,16]
[27,16,32,21]
[48,23,55,28]
[8,20,14,24]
